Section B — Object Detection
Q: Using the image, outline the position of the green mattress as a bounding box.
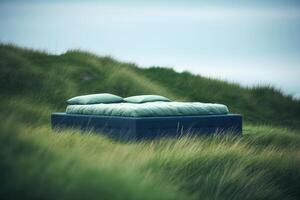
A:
[66,102,229,117]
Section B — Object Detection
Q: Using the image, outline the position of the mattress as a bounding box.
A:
[66,101,229,117]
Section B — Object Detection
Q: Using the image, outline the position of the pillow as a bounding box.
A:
[124,95,171,103]
[66,93,123,105]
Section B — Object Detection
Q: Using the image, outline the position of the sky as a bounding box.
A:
[1,0,300,98]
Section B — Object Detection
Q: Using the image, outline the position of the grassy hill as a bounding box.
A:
[1,44,300,200]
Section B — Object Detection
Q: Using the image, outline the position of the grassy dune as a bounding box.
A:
[1,44,300,200]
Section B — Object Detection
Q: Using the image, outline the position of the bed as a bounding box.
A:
[51,101,242,140]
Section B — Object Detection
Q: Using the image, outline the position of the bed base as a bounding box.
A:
[51,113,242,140]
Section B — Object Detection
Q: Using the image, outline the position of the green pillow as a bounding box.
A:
[124,95,171,103]
[67,93,123,105]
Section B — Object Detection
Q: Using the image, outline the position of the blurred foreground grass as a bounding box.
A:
[1,123,300,200]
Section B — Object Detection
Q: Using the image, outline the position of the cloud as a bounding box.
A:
[2,2,300,24]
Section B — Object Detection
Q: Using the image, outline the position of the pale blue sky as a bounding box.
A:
[1,0,300,98]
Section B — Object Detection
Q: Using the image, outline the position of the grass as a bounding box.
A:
[1,44,300,200]
[1,124,300,200]
[1,44,299,128]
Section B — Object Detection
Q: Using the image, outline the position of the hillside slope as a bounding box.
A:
[1,44,300,128]
[1,44,300,200]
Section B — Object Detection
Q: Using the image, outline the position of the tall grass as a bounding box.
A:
[1,44,299,128]
[1,123,300,200]
[1,44,300,200]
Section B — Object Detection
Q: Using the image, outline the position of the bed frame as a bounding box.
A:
[51,113,242,140]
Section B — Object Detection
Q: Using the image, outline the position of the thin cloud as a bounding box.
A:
[2,2,300,23]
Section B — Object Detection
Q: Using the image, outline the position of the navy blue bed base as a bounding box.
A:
[51,113,242,140]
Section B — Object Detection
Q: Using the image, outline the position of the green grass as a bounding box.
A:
[1,44,299,128]
[1,44,300,200]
